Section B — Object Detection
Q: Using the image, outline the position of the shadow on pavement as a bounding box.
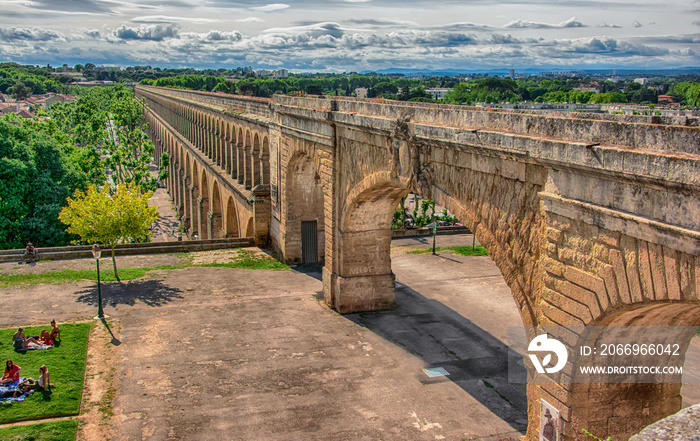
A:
[346,281,528,434]
[290,263,323,281]
[74,279,185,308]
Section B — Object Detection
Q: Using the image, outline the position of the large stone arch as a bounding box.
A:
[190,165,200,238]
[427,150,545,328]
[283,151,326,264]
[183,153,191,230]
[237,127,245,185]
[554,303,700,441]
[225,196,240,238]
[177,144,186,216]
[223,122,232,174]
[261,136,270,186]
[251,132,261,187]
[335,174,409,312]
[216,117,224,166]
[229,123,238,179]
[245,217,254,237]
[244,129,252,189]
[199,172,210,239]
[524,203,700,441]
[210,181,224,239]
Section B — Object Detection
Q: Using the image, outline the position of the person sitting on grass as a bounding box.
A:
[1,360,21,385]
[37,365,50,391]
[23,242,38,263]
[40,320,60,344]
[12,327,39,350]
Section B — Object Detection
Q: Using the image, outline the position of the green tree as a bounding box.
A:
[0,119,91,249]
[10,81,31,100]
[59,182,159,280]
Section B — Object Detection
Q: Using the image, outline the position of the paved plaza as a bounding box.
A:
[0,235,697,440]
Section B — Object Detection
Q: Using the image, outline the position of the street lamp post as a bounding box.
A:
[92,244,104,320]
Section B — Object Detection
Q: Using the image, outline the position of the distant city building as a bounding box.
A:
[425,87,453,99]
[658,95,676,104]
[354,87,368,98]
[509,69,515,79]
[272,69,289,78]
[634,78,648,85]
[96,65,121,72]
[540,70,585,77]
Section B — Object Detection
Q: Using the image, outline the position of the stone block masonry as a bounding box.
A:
[136,85,700,441]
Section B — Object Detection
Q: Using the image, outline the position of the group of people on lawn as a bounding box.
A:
[0,320,58,398]
[12,320,60,350]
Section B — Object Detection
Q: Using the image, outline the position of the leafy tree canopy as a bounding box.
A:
[59,181,159,280]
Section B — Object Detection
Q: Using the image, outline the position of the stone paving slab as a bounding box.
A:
[1,235,696,440]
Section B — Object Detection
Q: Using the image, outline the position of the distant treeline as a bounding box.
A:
[141,73,700,106]
[0,65,80,97]
[140,74,449,101]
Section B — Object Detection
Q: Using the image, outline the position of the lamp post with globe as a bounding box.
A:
[91,244,105,320]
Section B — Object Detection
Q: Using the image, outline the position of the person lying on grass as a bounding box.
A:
[1,360,20,385]
[0,379,34,398]
[12,327,40,350]
[39,320,60,345]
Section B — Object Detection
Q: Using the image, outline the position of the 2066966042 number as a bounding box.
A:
[599,343,681,356]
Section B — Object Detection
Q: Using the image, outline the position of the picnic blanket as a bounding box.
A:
[15,342,53,352]
[0,378,34,402]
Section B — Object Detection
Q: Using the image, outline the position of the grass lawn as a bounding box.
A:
[0,419,78,441]
[0,323,90,423]
[0,249,289,288]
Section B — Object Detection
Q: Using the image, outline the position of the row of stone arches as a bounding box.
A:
[141,89,271,192]
[144,105,255,240]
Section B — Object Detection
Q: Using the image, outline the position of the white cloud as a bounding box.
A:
[131,15,220,24]
[0,0,696,71]
[112,23,180,41]
[250,3,289,12]
[503,17,586,29]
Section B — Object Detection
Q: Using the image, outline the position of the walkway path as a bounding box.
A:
[147,185,181,242]
[0,237,697,440]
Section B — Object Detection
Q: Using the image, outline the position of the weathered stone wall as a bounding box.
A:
[138,86,272,244]
[139,86,700,441]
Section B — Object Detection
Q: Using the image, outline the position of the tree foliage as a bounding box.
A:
[0,83,166,250]
[672,82,700,106]
[0,120,92,249]
[59,182,159,280]
[51,85,168,192]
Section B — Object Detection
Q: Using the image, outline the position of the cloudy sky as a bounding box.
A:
[0,0,698,72]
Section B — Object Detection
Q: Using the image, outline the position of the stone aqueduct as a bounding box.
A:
[136,85,700,440]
